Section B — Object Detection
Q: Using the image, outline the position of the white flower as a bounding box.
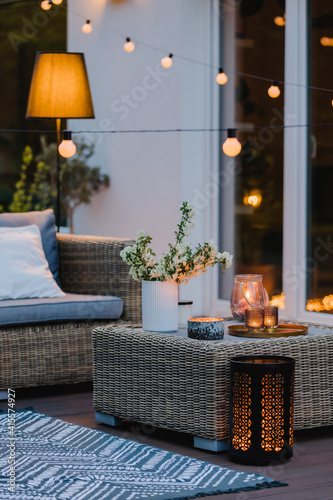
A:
[186,201,196,216]
[183,227,191,238]
[129,266,139,280]
[225,254,233,268]
[151,269,161,279]
[120,246,132,259]
[136,230,145,238]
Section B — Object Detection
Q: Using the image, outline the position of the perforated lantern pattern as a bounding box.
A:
[261,373,284,452]
[289,376,295,448]
[232,372,252,451]
[230,355,295,464]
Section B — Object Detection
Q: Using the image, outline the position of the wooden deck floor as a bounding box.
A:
[1,383,332,500]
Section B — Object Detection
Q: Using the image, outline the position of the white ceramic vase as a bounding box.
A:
[142,280,178,332]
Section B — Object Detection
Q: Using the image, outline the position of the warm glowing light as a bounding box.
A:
[306,294,333,312]
[124,37,135,52]
[243,190,262,208]
[321,37,333,47]
[268,81,281,98]
[52,0,63,4]
[274,16,285,26]
[82,20,93,34]
[269,292,285,309]
[58,131,76,158]
[248,195,260,206]
[222,129,242,157]
[216,68,228,85]
[188,317,222,322]
[161,54,173,68]
[41,0,52,10]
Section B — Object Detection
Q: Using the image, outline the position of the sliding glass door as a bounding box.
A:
[216,0,333,324]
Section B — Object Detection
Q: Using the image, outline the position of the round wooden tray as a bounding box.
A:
[228,324,308,338]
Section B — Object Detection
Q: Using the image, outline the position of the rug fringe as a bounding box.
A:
[159,481,288,500]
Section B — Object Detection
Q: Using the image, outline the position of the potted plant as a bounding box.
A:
[9,137,109,233]
[120,201,233,332]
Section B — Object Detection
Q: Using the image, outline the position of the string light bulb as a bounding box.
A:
[41,0,52,10]
[124,37,135,52]
[52,0,63,4]
[58,131,76,159]
[222,129,242,157]
[268,81,281,98]
[216,67,228,85]
[161,54,173,68]
[82,20,93,34]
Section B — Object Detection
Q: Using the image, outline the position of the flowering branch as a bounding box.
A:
[120,201,233,283]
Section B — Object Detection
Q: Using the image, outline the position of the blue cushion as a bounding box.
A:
[0,294,123,326]
[0,209,59,284]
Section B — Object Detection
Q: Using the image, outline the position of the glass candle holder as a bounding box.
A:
[263,305,279,330]
[230,275,269,321]
[244,308,264,332]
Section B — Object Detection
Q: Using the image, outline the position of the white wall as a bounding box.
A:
[68,0,216,314]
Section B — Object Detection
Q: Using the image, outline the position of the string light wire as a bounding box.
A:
[2,122,333,135]
[60,4,333,94]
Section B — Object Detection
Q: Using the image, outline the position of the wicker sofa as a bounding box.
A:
[0,233,141,390]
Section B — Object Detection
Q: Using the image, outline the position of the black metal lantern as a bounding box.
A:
[230,355,295,464]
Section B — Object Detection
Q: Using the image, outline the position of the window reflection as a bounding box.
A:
[307,0,333,313]
[219,0,284,300]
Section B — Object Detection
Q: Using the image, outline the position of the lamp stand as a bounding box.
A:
[56,118,61,232]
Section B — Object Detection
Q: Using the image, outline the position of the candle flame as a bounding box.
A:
[188,317,223,322]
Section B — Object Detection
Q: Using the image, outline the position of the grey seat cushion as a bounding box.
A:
[0,209,60,284]
[0,294,123,326]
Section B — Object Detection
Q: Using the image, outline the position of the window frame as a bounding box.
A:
[208,0,333,324]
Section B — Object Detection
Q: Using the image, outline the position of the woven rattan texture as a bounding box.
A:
[0,234,142,389]
[0,321,141,389]
[93,325,333,441]
[57,234,142,323]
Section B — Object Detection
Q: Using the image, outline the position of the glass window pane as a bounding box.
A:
[219,0,285,301]
[307,0,333,314]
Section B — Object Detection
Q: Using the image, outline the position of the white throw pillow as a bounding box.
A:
[0,224,65,300]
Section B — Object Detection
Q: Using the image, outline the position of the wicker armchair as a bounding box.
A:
[0,234,142,389]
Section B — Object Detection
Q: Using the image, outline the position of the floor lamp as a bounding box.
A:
[26,52,95,231]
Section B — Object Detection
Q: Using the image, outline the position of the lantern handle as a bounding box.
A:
[240,282,256,308]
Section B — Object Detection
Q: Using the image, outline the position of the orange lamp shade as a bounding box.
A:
[26,52,95,119]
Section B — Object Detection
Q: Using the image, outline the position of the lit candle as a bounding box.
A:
[263,305,278,329]
[188,317,224,340]
[244,308,264,332]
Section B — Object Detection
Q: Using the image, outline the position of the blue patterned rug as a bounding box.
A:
[0,409,287,499]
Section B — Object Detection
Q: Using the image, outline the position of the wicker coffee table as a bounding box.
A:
[92,322,333,451]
